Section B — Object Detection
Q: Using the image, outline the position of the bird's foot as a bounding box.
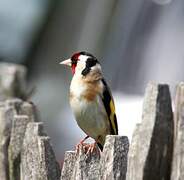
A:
[75,142,84,153]
[75,136,89,153]
[75,142,100,155]
[85,142,100,155]
[86,142,96,154]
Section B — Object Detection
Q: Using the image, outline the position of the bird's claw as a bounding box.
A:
[75,142,83,154]
[84,143,100,155]
[86,143,95,154]
[75,142,100,155]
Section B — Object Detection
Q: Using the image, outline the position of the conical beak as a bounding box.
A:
[59,59,71,66]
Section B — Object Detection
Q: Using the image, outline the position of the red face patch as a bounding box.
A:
[71,64,76,75]
[71,52,80,61]
[71,52,80,75]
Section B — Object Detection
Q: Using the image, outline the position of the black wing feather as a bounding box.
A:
[101,79,118,135]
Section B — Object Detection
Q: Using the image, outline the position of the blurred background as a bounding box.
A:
[0,0,184,162]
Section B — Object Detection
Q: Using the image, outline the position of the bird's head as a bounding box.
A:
[60,51,101,76]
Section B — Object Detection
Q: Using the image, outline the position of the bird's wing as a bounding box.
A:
[100,78,118,135]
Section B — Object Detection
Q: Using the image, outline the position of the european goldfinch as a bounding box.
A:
[60,51,118,152]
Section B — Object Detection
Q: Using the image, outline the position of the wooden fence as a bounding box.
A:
[0,63,183,180]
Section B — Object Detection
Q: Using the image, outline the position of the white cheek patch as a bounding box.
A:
[78,55,89,62]
[75,61,86,73]
[74,55,89,74]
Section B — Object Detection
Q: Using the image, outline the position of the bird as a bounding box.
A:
[60,51,118,152]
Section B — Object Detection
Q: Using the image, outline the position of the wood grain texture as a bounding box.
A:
[171,82,184,180]
[126,82,174,180]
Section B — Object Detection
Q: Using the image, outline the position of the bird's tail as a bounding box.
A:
[97,142,103,151]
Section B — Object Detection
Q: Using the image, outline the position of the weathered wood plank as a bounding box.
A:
[71,148,100,180]
[8,115,30,180]
[61,151,77,180]
[124,124,141,179]
[0,99,36,180]
[21,122,61,180]
[171,82,184,180]
[61,147,101,180]
[126,82,174,180]
[100,135,129,180]
[0,104,14,180]
[0,63,61,179]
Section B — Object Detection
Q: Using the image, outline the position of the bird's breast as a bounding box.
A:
[70,80,109,139]
[69,76,109,140]
[70,75,103,101]
[70,95,109,140]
